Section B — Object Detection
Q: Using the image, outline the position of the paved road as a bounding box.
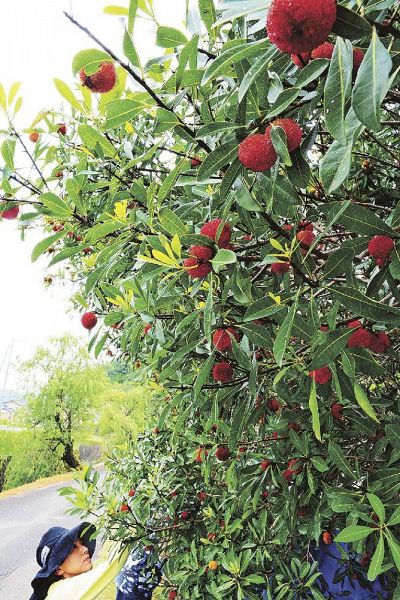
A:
[0,478,99,599]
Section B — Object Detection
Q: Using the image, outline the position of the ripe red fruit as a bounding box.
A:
[291,52,311,67]
[180,510,190,521]
[296,229,315,248]
[322,531,333,545]
[369,332,391,354]
[183,257,212,278]
[260,459,271,471]
[80,62,117,93]
[191,157,202,168]
[347,328,372,349]
[170,490,178,497]
[52,223,64,232]
[288,422,300,432]
[352,48,364,76]
[266,0,337,54]
[271,262,290,274]
[212,328,240,352]
[331,403,343,421]
[298,220,314,232]
[347,320,362,329]
[212,361,233,383]
[298,506,307,517]
[197,491,207,502]
[29,132,39,143]
[143,323,152,334]
[215,446,231,461]
[320,325,329,332]
[311,42,334,60]
[267,398,280,412]
[207,532,216,541]
[376,257,387,267]
[81,311,97,330]
[288,458,302,474]
[283,469,294,482]
[120,504,130,513]
[238,133,277,172]
[262,489,269,499]
[309,366,331,384]
[128,489,135,497]
[194,446,208,463]
[57,123,67,135]
[189,245,214,260]
[367,236,394,259]
[55,171,63,178]
[267,118,303,152]
[169,591,178,600]
[0,203,19,220]
[200,219,231,248]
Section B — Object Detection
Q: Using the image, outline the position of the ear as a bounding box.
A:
[55,567,64,577]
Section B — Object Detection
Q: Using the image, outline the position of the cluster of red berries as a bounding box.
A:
[367,235,395,266]
[80,62,117,93]
[347,320,391,354]
[183,219,231,278]
[238,118,303,172]
[291,42,364,78]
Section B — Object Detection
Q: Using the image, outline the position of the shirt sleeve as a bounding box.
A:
[46,545,130,600]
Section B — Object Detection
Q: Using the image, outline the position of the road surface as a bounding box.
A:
[0,477,100,599]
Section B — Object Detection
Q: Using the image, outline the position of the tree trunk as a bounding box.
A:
[62,443,81,469]
[0,456,11,492]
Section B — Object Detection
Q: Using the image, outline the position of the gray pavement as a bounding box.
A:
[0,478,97,599]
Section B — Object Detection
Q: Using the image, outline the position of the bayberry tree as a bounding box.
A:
[1,0,400,597]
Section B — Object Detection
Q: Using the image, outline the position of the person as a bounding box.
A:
[29,522,157,600]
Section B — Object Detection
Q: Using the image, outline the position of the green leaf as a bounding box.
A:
[123,29,141,70]
[156,26,188,48]
[311,457,329,473]
[354,382,379,423]
[40,193,73,217]
[193,352,214,399]
[48,245,83,267]
[285,149,310,189]
[367,493,385,523]
[159,158,188,203]
[270,126,292,167]
[31,232,66,262]
[267,88,301,119]
[78,124,117,157]
[235,187,262,211]
[324,38,353,144]
[211,249,237,272]
[159,208,188,237]
[386,531,400,571]
[204,276,213,343]
[1,139,16,170]
[325,202,393,236]
[198,0,216,34]
[352,29,393,131]
[334,525,374,543]
[72,49,113,76]
[197,141,238,180]
[367,534,385,582]
[238,47,277,103]
[54,79,84,113]
[273,295,299,367]
[296,59,329,88]
[202,38,268,85]
[128,0,138,32]
[197,122,245,138]
[244,298,284,322]
[330,285,400,325]
[324,247,354,279]
[332,5,373,40]
[175,35,199,92]
[104,99,147,130]
[328,440,355,479]
[309,379,321,442]
[86,221,121,242]
[104,5,129,16]
[308,328,351,370]
[239,323,272,348]
[388,505,400,527]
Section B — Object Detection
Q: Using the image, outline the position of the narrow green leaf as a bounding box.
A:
[308,328,351,370]
[156,26,188,48]
[238,47,277,103]
[193,352,214,399]
[334,525,374,543]
[354,382,379,423]
[31,231,65,262]
[367,493,385,523]
[273,295,299,367]
[367,534,384,582]
[78,124,117,157]
[324,38,353,143]
[328,440,355,479]
[1,139,16,170]
[202,38,268,85]
[267,88,301,119]
[332,5,373,40]
[352,29,393,131]
[330,285,400,325]
[159,158,188,203]
[197,141,238,180]
[72,49,112,76]
[159,208,188,236]
[386,531,400,571]
[54,79,84,112]
[270,126,292,167]
[198,0,216,34]
[309,379,321,442]
[40,193,73,217]
[123,29,141,69]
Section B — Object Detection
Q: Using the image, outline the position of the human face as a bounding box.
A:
[56,539,92,578]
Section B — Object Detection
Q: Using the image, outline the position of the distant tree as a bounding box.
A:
[20,335,109,468]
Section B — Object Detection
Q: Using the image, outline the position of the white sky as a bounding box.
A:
[0,0,186,389]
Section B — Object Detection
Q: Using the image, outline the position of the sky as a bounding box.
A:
[0,0,186,389]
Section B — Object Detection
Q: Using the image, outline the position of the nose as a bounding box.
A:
[81,544,89,556]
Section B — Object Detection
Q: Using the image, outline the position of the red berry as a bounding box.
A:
[207,532,216,541]
[288,458,302,474]
[143,323,152,334]
[267,118,303,152]
[120,503,130,513]
[309,366,331,384]
[212,361,233,383]
[283,469,294,482]
[347,328,372,349]
[368,236,394,259]
[29,132,39,143]
[170,490,178,497]
[81,312,97,330]
[57,123,67,135]
[191,157,202,168]
[260,459,271,471]
[200,219,231,248]
[347,320,362,329]
[180,510,190,521]
[80,62,117,93]
[296,229,315,248]
[194,446,208,463]
[311,42,334,60]
[291,52,312,68]
[183,257,212,279]
[320,325,329,332]
[271,262,290,274]
[1,203,19,220]
[288,422,300,432]
[215,446,231,461]
[128,489,135,497]
[376,258,387,267]
[169,591,178,600]
[212,328,240,352]
[267,398,280,412]
[322,531,332,545]
[298,220,314,232]
[238,133,277,172]
[266,0,337,54]
[189,245,214,260]
[197,491,207,502]
[369,332,391,354]
[352,48,364,77]
[331,403,343,420]
[262,489,269,499]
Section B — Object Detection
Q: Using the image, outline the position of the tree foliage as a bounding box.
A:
[1,0,400,597]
